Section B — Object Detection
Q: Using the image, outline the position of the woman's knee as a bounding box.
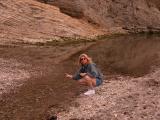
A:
[83,75,91,80]
[78,79,86,85]
[78,77,96,86]
[85,77,96,86]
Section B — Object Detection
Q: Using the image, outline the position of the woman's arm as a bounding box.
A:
[65,73,73,79]
[66,67,83,80]
[87,64,98,78]
[80,73,87,77]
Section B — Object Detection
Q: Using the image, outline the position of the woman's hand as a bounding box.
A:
[65,73,73,79]
[80,73,87,77]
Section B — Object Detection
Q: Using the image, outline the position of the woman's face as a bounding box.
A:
[80,57,88,65]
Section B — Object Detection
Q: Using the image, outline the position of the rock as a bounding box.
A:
[54,0,160,33]
[57,0,84,18]
[0,0,105,44]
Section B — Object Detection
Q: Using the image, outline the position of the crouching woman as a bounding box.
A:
[65,53,103,95]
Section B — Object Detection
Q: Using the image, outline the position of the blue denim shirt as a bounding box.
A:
[73,63,103,81]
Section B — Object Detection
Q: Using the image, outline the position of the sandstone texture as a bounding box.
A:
[1,0,160,44]
[53,0,160,33]
[0,0,105,44]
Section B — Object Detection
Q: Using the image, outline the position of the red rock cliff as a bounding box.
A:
[53,0,160,33]
[0,0,105,44]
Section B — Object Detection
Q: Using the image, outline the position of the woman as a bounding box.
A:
[65,53,103,95]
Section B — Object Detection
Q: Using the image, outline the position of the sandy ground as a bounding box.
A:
[57,68,160,120]
[0,58,30,95]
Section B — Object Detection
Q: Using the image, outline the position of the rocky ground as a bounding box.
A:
[0,58,30,95]
[0,34,159,120]
[47,34,160,120]
[57,68,160,120]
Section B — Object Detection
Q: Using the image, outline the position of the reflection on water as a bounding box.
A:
[78,34,160,77]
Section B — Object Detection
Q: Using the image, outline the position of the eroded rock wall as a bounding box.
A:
[0,0,105,44]
[54,0,160,33]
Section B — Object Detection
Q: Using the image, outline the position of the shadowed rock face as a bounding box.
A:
[147,0,160,10]
[55,0,84,18]
[53,0,160,33]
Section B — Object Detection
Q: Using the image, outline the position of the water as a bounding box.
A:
[69,34,160,77]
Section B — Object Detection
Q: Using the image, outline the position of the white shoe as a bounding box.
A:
[84,89,95,96]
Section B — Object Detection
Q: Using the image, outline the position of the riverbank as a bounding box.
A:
[0,41,95,120]
[0,34,159,120]
[57,67,160,120]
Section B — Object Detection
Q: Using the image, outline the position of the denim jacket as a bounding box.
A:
[73,63,103,81]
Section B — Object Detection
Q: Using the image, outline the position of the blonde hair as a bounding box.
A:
[78,53,93,66]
